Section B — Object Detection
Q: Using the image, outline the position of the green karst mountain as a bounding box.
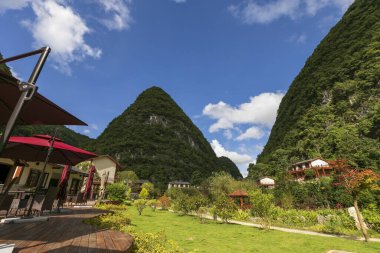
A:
[93,87,242,190]
[252,0,380,178]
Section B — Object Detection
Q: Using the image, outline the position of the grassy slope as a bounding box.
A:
[125,208,380,253]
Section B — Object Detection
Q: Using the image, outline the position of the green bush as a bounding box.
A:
[233,209,250,221]
[106,183,127,202]
[214,196,236,223]
[147,199,159,211]
[363,205,380,232]
[124,228,184,253]
[95,202,128,211]
[84,211,131,230]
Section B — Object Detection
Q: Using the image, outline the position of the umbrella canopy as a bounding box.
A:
[0,71,86,125]
[0,134,97,165]
[57,165,71,200]
[83,165,96,201]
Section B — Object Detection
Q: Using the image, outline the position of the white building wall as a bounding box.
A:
[92,157,117,183]
[311,159,329,167]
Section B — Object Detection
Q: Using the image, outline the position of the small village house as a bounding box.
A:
[168,180,190,189]
[288,158,337,181]
[259,177,275,189]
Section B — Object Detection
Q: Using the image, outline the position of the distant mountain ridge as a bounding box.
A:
[252,0,380,178]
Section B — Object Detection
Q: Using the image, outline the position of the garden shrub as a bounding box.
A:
[233,209,250,221]
[363,204,380,232]
[95,202,128,211]
[124,228,184,253]
[84,211,131,231]
[214,196,236,223]
[106,183,127,202]
[250,190,275,228]
[197,206,208,224]
[147,199,159,211]
[158,195,171,210]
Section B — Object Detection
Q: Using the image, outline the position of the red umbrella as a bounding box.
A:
[56,165,71,202]
[1,134,97,165]
[83,165,96,202]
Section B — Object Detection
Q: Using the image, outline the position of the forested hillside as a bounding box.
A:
[93,87,242,190]
[252,0,380,178]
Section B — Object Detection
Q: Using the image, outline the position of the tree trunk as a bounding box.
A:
[353,196,369,242]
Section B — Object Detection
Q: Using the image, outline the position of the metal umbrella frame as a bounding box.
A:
[0,47,51,154]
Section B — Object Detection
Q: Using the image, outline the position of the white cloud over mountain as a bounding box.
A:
[211,139,254,166]
[203,92,284,137]
[229,0,354,24]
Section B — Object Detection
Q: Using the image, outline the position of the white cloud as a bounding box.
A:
[97,0,133,30]
[21,0,101,75]
[84,129,91,134]
[229,0,354,24]
[203,92,284,133]
[172,0,187,3]
[211,139,254,166]
[289,33,307,44]
[0,0,31,13]
[223,129,233,140]
[90,124,99,130]
[235,126,264,141]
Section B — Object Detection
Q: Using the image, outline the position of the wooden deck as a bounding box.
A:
[0,208,133,253]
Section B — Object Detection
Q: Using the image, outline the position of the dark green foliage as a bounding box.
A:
[106,183,127,202]
[7,125,93,148]
[93,87,242,191]
[0,53,11,75]
[217,156,243,179]
[256,0,380,175]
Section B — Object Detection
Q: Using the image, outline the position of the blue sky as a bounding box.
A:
[0,0,353,176]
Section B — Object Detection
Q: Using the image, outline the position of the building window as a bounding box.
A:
[26,169,41,187]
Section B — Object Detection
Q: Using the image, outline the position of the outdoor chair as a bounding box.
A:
[10,198,29,216]
[31,187,59,216]
[0,194,14,217]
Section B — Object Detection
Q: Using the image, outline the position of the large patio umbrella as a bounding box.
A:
[0,134,97,216]
[0,72,86,126]
[56,165,71,206]
[83,165,96,202]
[1,135,96,165]
[0,47,87,155]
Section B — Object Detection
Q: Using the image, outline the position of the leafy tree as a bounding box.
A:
[250,190,276,229]
[340,168,380,242]
[141,182,154,197]
[134,199,147,215]
[139,188,149,200]
[213,196,236,223]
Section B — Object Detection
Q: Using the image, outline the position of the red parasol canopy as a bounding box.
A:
[0,134,97,165]
[57,165,71,200]
[0,71,86,125]
[83,165,96,202]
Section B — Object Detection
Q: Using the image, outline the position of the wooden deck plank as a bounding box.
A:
[0,208,133,253]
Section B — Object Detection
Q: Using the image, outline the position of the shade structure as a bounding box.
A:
[0,71,86,125]
[57,165,71,201]
[83,165,96,201]
[0,134,97,165]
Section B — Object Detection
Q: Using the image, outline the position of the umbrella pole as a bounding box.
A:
[0,47,51,155]
[26,132,57,217]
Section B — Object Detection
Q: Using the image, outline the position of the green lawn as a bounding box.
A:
[124,207,380,253]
